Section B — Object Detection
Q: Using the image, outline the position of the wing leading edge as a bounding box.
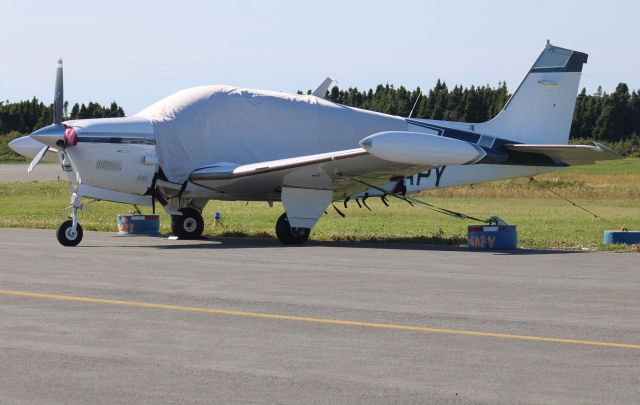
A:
[190,148,368,181]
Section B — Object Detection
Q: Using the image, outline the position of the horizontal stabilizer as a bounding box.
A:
[505,142,620,166]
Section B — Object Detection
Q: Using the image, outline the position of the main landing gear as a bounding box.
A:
[57,192,83,247]
[275,213,310,245]
[171,207,205,239]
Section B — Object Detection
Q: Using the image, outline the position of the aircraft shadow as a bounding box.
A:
[109,235,582,255]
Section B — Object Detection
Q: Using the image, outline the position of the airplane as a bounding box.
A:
[9,41,619,247]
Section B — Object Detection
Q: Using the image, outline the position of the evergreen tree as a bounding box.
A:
[431,80,448,120]
[463,86,484,122]
[594,83,631,141]
[581,93,603,139]
[70,103,80,119]
[630,91,640,136]
[571,88,588,138]
[78,104,88,119]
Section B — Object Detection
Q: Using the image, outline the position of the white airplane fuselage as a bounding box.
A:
[11,42,613,246]
[14,93,561,206]
[33,99,557,205]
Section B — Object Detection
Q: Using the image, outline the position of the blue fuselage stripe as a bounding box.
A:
[78,136,155,145]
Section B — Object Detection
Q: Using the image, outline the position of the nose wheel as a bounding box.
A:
[171,207,205,239]
[57,220,83,246]
[275,213,310,245]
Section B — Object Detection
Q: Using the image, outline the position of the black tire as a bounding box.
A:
[56,220,83,247]
[171,207,204,239]
[275,213,310,245]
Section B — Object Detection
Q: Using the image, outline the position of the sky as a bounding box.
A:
[1,0,639,114]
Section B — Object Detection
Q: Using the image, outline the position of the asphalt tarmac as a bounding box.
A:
[0,228,638,404]
[0,163,62,183]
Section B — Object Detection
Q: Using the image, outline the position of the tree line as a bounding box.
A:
[321,80,510,124]
[318,81,640,143]
[0,98,124,135]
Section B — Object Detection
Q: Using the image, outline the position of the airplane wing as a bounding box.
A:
[186,130,494,201]
[187,148,428,201]
[183,133,620,202]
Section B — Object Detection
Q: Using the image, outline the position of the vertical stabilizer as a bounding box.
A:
[312,77,336,98]
[476,42,588,144]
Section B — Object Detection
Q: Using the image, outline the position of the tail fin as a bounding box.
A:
[477,41,588,145]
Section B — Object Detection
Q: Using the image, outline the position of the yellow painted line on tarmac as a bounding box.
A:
[1,289,639,350]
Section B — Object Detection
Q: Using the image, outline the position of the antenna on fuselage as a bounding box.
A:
[408,90,422,119]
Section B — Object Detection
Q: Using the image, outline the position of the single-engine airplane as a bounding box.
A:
[9,41,619,246]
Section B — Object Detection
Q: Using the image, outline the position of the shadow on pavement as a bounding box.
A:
[103,234,583,255]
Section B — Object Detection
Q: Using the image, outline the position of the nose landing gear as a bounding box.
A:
[57,220,83,246]
[56,192,83,246]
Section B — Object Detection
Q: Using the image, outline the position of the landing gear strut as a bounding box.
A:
[171,207,204,239]
[275,213,310,245]
[57,192,83,246]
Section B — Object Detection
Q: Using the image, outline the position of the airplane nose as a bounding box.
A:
[9,136,60,163]
[8,136,41,157]
[29,123,67,148]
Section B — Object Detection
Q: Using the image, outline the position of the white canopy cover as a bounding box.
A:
[136,85,407,183]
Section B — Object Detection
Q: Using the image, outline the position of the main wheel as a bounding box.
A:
[275,213,310,245]
[56,220,83,247]
[171,207,204,239]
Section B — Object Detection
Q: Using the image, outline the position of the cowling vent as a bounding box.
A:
[96,159,122,172]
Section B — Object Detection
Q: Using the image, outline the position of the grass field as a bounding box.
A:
[0,158,639,250]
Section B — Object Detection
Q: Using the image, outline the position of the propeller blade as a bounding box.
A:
[27,145,49,173]
[53,59,64,124]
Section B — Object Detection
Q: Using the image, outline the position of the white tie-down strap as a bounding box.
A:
[281,187,333,229]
